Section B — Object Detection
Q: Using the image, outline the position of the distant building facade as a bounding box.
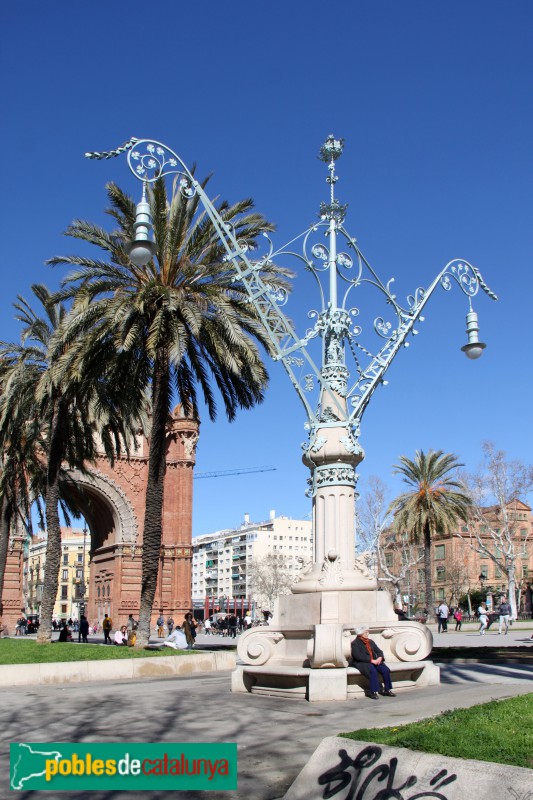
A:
[380,499,533,612]
[192,513,313,613]
[24,528,91,622]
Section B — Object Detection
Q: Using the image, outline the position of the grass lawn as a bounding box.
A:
[0,639,197,664]
[340,693,533,769]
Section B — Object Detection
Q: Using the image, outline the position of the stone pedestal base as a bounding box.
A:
[232,589,438,701]
[232,660,440,702]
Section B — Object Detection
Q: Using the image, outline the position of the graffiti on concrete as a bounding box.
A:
[317,745,457,799]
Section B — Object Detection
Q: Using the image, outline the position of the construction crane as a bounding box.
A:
[194,465,276,480]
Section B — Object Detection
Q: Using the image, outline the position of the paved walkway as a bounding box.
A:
[2,634,532,799]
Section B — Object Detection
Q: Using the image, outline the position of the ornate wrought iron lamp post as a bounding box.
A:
[86,135,497,699]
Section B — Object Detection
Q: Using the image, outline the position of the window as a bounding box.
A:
[62,570,68,581]
[480,565,488,579]
[434,545,445,560]
[61,604,67,614]
[61,586,68,600]
[385,553,393,568]
[63,554,68,565]
[436,566,446,582]
[78,554,83,563]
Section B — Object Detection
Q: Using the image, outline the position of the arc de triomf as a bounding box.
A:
[1,406,198,631]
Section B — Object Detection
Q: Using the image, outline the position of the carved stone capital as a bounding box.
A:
[237,627,284,666]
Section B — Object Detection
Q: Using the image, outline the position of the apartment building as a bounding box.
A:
[24,527,90,622]
[191,512,313,611]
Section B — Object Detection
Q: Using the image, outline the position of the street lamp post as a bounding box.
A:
[86,135,497,699]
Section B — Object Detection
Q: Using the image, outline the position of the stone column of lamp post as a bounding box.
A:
[86,135,497,700]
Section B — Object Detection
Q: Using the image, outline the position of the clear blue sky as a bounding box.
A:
[1,2,532,537]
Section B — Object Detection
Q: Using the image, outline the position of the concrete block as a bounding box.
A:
[283,736,533,799]
[307,668,347,702]
[231,666,248,693]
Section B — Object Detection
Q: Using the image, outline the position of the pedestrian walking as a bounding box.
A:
[436,602,449,633]
[79,615,89,643]
[228,614,238,639]
[167,616,174,635]
[453,608,463,631]
[498,597,512,634]
[156,614,165,638]
[478,602,489,635]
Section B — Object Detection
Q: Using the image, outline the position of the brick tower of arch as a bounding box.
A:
[1,406,199,632]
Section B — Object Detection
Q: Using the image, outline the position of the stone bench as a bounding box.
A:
[232,660,439,702]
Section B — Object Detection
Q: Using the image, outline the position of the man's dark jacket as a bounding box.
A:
[350,637,388,680]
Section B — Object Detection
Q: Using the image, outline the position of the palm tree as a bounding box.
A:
[388,449,472,612]
[0,285,137,643]
[50,177,289,647]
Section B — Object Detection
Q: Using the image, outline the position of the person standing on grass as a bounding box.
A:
[183,612,197,650]
[102,614,112,644]
[498,597,512,635]
[478,602,489,635]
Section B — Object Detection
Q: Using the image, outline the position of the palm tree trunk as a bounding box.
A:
[0,495,13,618]
[424,521,433,613]
[136,350,170,648]
[37,401,65,644]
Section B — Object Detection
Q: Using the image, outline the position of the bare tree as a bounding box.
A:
[357,476,422,610]
[356,476,391,577]
[444,549,476,610]
[247,553,294,613]
[377,532,424,610]
[458,442,533,619]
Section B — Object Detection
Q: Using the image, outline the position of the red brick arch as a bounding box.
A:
[1,406,198,632]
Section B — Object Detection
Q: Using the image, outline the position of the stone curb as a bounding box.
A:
[0,650,236,686]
